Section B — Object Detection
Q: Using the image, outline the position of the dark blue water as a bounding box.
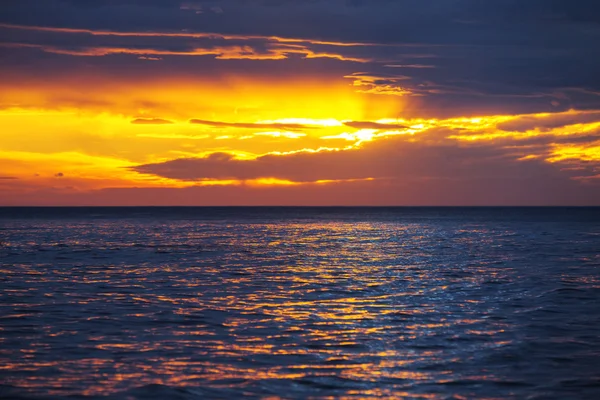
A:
[1,207,599,399]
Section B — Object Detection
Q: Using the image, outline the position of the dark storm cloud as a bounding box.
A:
[1,0,600,114]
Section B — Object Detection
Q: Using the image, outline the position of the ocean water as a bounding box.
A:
[1,207,599,399]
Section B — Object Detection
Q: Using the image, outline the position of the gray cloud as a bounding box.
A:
[385,64,436,69]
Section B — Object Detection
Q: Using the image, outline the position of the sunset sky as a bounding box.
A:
[1,0,600,205]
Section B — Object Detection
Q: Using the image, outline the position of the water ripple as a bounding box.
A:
[0,208,599,399]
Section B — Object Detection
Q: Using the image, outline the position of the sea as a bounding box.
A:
[0,207,599,399]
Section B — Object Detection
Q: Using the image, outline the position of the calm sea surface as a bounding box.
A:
[1,207,599,399]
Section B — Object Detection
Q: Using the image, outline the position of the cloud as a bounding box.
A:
[131,118,174,124]
[19,178,600,206]
[180,2,203,13]
[344,72,415,96]
[189,119,315,131]
[2,0,600,116]
[385,64,435,69]
[0,176,18,180]
[1,1,600,208]
[0,22,368,46]
[0,23,373,62]
[131,126,600,186]
[252,131,306,139]
[55,172,64,177]
[509,133,600,148]
[344,121,408,130]
[496,110,600,132]
[136,133,210,140]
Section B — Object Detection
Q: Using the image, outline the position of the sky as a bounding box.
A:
[1,0,600,205]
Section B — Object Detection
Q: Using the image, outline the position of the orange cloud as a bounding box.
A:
[344,121,408,130]
[131,118,174,125]
[0,23,382,47]
[130,122,600,184]
[496,110,600,132]
[189,119,316,131]
[0,23,374,62]
[344,73,415,96]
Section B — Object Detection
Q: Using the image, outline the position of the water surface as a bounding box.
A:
[1,207,599,399]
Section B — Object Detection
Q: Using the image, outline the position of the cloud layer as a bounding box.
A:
[132,114,600,185]
[1,0,600,115]
[1,0,599,205]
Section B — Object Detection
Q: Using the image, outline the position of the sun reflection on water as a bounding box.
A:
[1,211,599,398]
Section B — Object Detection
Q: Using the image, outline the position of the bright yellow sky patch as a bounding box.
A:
[1,85,599,194]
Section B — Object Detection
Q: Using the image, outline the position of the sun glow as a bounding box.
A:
[1,74,599,201]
